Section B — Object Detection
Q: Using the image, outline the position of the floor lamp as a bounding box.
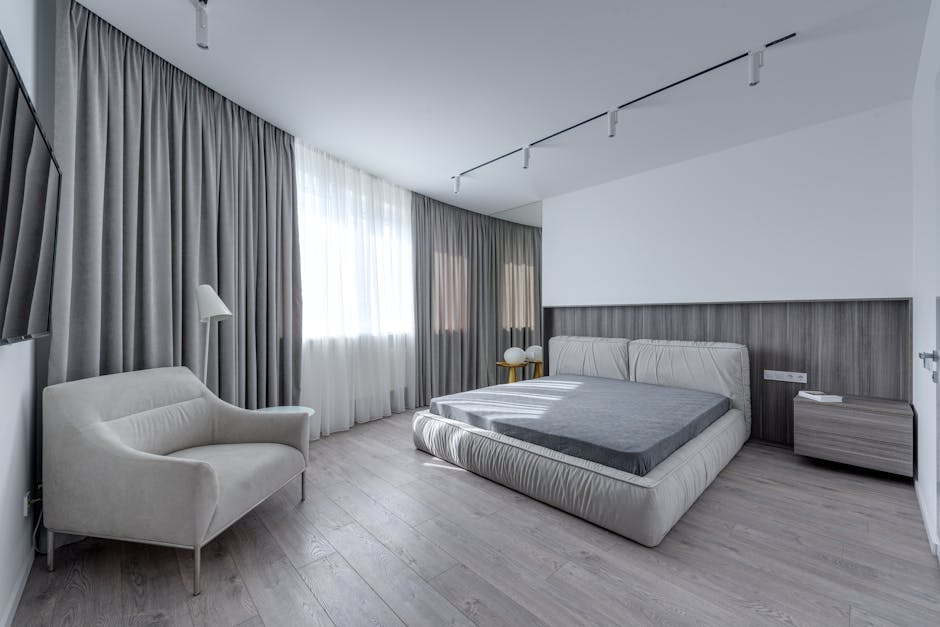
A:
[195,284,232,383]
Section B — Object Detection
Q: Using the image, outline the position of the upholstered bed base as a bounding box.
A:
[413,337,752,547]
[413,406,746,547]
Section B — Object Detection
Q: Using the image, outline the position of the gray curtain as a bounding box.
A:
[50,2,301,408]
[413,194,541,405]
[0,47,58,340]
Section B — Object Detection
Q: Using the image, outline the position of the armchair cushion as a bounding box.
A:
[106,398,214,455]
[169,443,305,539]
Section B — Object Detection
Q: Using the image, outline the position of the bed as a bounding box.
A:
[412,337,751,547]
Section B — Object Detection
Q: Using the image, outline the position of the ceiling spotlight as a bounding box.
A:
[748,48,764,86]
[195,0,209,50]
[453,174,461,194]
[607,108,619,138]
[522,145,531,169]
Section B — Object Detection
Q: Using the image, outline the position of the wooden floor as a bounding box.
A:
[13,411,940,627]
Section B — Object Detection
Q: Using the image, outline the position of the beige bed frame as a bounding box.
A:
[412,337,751,547]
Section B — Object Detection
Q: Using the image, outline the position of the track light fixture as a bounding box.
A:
[195,0,209,50]
[748,48,764,86]
[449,32,794,188]
[607,109,619,138]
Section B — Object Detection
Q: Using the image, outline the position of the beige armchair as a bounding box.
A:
[42,366,309,595]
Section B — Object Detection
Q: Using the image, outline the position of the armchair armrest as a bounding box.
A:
[210,400,310,463]
[43,429,220,548]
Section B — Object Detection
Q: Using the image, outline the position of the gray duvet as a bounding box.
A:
[429,375,730,476]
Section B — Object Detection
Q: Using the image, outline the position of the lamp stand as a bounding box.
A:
[202,320,211,384]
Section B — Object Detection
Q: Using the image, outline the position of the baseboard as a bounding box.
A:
[915,484,939,559]
[0,550,33,627]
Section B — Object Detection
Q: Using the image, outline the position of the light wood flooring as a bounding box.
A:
[13,411,940,626]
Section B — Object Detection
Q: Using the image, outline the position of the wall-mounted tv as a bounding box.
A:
[0,29,60,344]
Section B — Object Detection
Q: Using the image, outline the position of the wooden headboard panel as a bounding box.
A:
[543,299,911,446]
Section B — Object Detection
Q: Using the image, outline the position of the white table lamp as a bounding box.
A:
[196,284,232,383]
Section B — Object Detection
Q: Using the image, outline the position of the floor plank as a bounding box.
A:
[289,483,357,532]
[428,564,550,627]
[255,488,336,569]
[299,552,405,627]
[12,411,940,627]
[223,513,334,627]
[177,542,258,627]
[657,515,854,624]
[121,543,193,627]
[53,539,124,627]
[321,481,457,580]
[318,450,439,527]
[414,515,614,627]
[319,522,471,627]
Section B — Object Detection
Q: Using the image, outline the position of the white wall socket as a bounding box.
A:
[22,490,30,517]
[763,369,808,384]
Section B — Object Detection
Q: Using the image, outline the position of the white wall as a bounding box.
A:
[0,342,37,627]
[543,102,913,307]
[491,201,542,227]
[912,0,940,558]
[0,0,53,128]
[0,0,38,93]
[0,2,55,625]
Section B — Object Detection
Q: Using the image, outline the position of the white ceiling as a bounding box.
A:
[79,0,930,214]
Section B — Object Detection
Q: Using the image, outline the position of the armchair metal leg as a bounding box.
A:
[46,530,54,572]
[193,546,201,596]
[301,470,306,502]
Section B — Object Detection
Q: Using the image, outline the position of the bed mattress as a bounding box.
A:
[429,375,730,476]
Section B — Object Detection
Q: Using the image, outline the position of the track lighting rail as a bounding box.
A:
[452,32,796,189]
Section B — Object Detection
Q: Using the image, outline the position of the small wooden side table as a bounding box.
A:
[497,360,544,383]
[529,360,543,378]
[497,361,526,383]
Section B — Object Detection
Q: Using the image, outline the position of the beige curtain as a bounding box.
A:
[413,194,541,404]
[50,2,301,407]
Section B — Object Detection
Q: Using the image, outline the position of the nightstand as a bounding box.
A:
[497,359,544,383]
[497,361,526,383]
[793,395,913,477]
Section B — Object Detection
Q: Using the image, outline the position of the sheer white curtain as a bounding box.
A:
[295,140,415,435]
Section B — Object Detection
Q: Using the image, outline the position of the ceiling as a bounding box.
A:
[79,0,930,214]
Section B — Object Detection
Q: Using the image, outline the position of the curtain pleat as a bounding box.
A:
[0,44,58,340]
[49,2,301,407]
[493,217,542,364]
[412,194,542,405]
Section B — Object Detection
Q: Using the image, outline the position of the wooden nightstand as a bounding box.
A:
[497,361,526,383]
[496,360,543,383]
[529,360,543,378]
[793,395,913,477]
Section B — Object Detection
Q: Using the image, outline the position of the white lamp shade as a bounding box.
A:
[503,347,526,366]
[525,345,543,362]
[196,284,232,322]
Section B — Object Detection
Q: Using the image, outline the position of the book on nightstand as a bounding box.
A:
[798,390,843,403]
